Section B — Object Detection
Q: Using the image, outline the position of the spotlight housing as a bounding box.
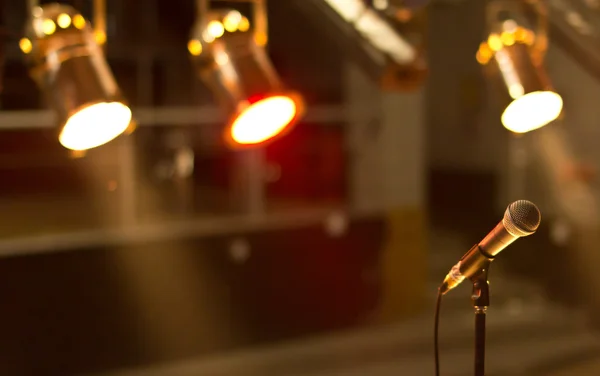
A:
[477,1,563,134]
[189,9,305,149]
[296,0,428,91]
[21,3,132,151]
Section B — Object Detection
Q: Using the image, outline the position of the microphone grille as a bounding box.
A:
[503,200,541,237]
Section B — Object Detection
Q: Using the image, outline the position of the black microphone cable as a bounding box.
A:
[434,288,442,376]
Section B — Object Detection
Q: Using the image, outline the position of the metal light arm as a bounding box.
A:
[93,0,107,45]
[522,0,549,63]
[253,0,268,46]
[196,0,210,37]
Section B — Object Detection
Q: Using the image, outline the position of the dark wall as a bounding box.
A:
[0,217,385,376]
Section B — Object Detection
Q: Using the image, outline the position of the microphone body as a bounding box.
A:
[439,200,541,295]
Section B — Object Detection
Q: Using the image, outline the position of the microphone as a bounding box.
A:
[439,200,541,295]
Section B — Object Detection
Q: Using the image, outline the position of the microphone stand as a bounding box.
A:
[470,260,491,376]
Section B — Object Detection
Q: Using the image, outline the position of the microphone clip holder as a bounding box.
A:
[470,259,491,376]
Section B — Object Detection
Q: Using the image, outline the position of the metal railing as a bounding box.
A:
[0,105,347,129]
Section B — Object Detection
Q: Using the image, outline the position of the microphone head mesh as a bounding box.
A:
[503,200,541,237]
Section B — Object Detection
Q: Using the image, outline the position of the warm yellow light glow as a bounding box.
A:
[95,30,107,45]
[523,30,535,46]
[514,27,528,43]
[373,0,389,10]
[57,13,71,28]
[207,20,225,38]
[224,10,242,32]
[238,17,250,32]
[487,34,502,51]
[476,51,485,65]
[42,19,56,35]
[501,91,563,133]
[508,83,525,99]
[255,32,267,46]
[476,42,492,65]
[19,38,32,54]
[203,30,215,43]
[70,150,86,159]
[230,96,297,145]
[73,14,86,29]
[500,31,515,46]
[502,20,518,33]
[215,53,229,65]
[187,39,203,56]
[59,102,132,151]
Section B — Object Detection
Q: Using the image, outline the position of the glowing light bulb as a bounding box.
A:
[487,34,502,51]
[224,10,242,32]
[73,14,86,29]
[476,42,492,65]
[95,30,106,45]
[501,91,563,133]
[203,30,215,43]
[500,31,515,46]
[59,102,132,151]
[207,20,225,39]
[42,19,56,35]
[188,39,203,56]
[238,17,250,32]
[230,96,298,145]
[57,13,71,28]
[19,38,32,54]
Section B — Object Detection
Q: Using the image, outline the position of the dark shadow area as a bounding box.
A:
[0,217,385,375]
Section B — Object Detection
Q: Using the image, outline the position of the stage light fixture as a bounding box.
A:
[477,0,562,134]
[20,3,132,151]
[296,0,427,91]
[189,1,305,149]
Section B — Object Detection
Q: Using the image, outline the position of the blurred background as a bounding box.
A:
[1,0,600,374]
